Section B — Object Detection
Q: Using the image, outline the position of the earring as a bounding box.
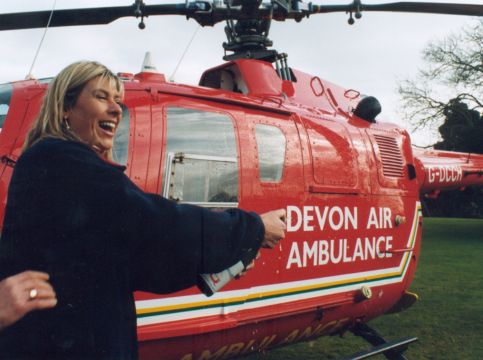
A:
[63,116,71,130]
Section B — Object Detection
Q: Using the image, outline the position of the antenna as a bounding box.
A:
[140,52,158,73]
[26,0,57,79]
[169,25,200,82]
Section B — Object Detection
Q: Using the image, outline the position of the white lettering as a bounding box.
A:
[318,241,329,265]
[285,235,394,269]
[286,242,302,269]
[328,207,344,231]
[303,241,317,267]
[342,239,351,263]
[303,206,314,231]
[383,207,392,229]
[376,236,386,258]
[346,207,358,230]
[286,206,359,231]
[287,206,302,232]
[386,236,393,258]
[365,237,376,259]
[330,239,343,264]
[427,165,463,184]
[314,206,328,231]
[353,238,364,261]
[428,166,435,183]
[367,208,378,229]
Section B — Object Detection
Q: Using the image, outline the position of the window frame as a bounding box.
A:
[254,123,287,183]
[112,104,131,166]
[162,105,241,208]
[163,152,238,208]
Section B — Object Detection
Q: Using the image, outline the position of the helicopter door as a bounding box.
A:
[161,106,239,209]
[244,112,304,291]
[244,113,304,204]
[116,88,159,192]
[301,117,359,193]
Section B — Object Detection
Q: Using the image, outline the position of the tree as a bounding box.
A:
[426,99,483,218]
[434,99,483,154]
[398,19,482,132]
[399,21,483,219]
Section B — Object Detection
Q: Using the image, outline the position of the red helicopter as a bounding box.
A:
[0,1,482,359]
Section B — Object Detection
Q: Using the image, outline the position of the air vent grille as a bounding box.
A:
[374,134,404,177]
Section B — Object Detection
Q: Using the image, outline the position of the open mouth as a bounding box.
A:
[98,121,116,134]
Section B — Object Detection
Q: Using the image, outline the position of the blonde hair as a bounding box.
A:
[23,61,124,160]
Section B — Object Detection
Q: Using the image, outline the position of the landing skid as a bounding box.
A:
[341,323,417,360]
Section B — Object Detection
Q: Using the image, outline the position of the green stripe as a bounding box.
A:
[137,272,403,319]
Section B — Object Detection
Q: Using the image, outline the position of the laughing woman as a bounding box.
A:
[0,61,286,359]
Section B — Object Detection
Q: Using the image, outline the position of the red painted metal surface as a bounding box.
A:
[0,60,481,360]
[413,147,483,194]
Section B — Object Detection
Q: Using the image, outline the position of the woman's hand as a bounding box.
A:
[0,271,57,331]
[260,209,287,248]
[236,209,286,279]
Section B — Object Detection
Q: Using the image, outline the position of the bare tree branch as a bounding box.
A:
[398,19,483,131]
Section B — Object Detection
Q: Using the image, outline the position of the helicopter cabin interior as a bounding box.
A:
[199,59,299,98]
[199,63,249,94]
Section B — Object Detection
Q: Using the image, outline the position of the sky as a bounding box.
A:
[0,0,481,146]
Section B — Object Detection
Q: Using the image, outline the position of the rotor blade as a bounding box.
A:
[0,3,208,31]
[310,2,483,17]
[0,1,481,32]
[0,7,130,31]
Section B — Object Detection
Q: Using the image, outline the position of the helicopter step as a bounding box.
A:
[342,323,417,360]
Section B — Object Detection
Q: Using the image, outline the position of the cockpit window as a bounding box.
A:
[0,83,13,130]
[112,105,130,166]
[255,124,286,182]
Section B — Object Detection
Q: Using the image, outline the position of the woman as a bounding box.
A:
[0,61,286,359]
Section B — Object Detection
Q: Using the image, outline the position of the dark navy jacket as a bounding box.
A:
[0,138,264,359]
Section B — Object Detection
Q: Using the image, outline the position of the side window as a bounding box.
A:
[164,107,238,207]
[255,124,286,182]
[112,105,130,166]
[0,84,13,130]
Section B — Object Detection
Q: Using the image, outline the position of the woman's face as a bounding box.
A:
[64,76,123,155]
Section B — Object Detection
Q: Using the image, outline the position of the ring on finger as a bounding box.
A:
[29,288,38,300]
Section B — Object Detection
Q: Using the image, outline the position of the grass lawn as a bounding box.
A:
[243,218,483,360]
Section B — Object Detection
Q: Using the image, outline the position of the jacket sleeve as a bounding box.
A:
[123,191,265,293]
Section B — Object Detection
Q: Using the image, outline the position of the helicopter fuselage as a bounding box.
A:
[1,0,483,357]
[0,58,480,360]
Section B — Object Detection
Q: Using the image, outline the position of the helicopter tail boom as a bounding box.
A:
[413,148,483,195]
